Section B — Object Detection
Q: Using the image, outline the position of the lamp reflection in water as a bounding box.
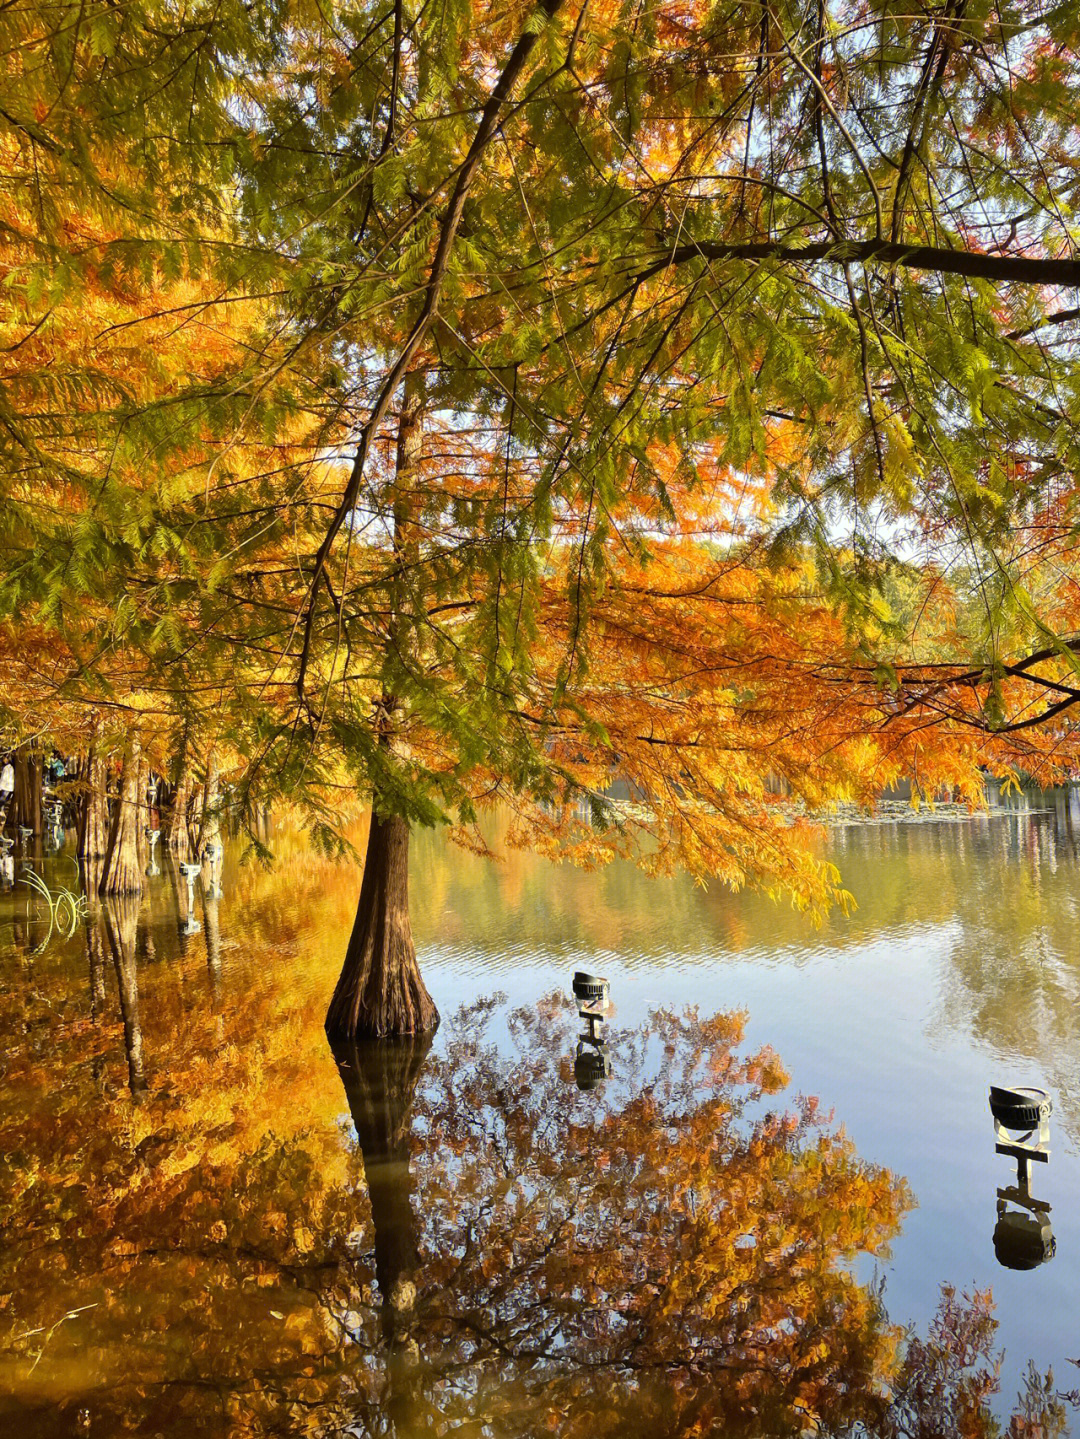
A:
[571,970,612,1090]
[144,827,161,877]
[202,839,224,899]
[989,1084,1055,1270]
[44,798,64,851]
[0,835,13,891]
[179,861,203,934]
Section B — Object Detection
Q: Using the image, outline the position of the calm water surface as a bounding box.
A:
[3,799,1080,1435]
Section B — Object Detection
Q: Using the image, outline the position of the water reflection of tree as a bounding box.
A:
[918,812,1080,1136]
[410,807,1080,1139]
[329,1001,1073,1439]
[3,909,1076,1436]
[102,895,145,1094]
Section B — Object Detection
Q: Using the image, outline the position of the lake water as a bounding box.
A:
[3,798,1080,1435]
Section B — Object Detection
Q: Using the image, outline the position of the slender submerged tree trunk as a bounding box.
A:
[78,732,110,858]
[5,751,25,837]
[27,746,44,836]
[136,755,149,871]
[203,886,221,994]
[100,736,145,896]
[164,855,189,948]
[326,815,437,1039]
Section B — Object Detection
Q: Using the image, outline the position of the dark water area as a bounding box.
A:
[3,798,1080,1435]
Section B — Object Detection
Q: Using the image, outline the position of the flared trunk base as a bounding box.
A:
[325,814,438,1040]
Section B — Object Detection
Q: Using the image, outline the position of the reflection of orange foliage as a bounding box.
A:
[2,862,1075,1435]
[408,999,911,1437]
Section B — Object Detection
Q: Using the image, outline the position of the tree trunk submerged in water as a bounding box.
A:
[325,814,438,1040]
[165,723,193,858]
[27,747,44,836]
[78,740,109,858]
[197,749,221,857]
[326,374,438,1041]
[10,745,41,837]
[165,765,192,857]
[100,736,144,896]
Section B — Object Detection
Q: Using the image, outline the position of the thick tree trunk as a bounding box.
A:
[27,747,44,836]
[197,750,221,856]
[136,755,149,871]
[325,814,438,1039]
[78,737,110,858]
[103,895,146,1095]
[166,762,192,857]
[100,736,145,896]
[11,746,40,836]
[330,1031,433,1333]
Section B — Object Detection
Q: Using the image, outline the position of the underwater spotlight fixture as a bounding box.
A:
[571,971,613,1090]
[989,1084,1054,1270]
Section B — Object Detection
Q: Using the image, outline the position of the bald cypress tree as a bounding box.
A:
[8,0,1080,1035]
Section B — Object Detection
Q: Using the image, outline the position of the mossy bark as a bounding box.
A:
[325,814,438,1039]
[100,736,145,896]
